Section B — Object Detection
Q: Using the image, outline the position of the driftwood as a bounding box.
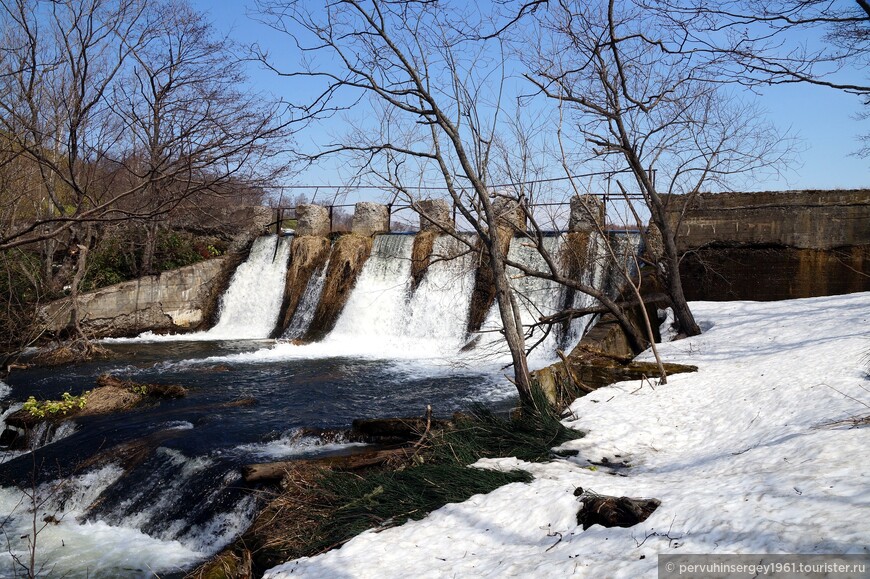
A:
[574,487,661,530]
[243,447,412,484]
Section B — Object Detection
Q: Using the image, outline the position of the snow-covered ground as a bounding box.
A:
[265,293,870,578]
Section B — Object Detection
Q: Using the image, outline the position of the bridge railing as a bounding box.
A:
[270,192,649,236]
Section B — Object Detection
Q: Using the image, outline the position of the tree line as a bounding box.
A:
[0,0,294,358]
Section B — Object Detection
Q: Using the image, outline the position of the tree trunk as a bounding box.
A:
[141,221,158,275]
[69,227,93,340]
[666,263,700,337]
[649,195,701,338]
[477,202,534,408]
[661,232,701,337]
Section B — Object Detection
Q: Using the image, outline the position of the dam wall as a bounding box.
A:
[669,189,869,301]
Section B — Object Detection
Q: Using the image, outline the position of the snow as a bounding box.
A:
[264,292,870,578]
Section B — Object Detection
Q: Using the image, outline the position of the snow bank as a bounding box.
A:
[265,292,870,578]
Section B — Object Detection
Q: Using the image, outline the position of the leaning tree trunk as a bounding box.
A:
[492,255,534,408]
[477,205,535,409]
[660,224,701,337]
[69,226,93,341]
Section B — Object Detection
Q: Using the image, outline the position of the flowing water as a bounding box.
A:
[0,230,634,577]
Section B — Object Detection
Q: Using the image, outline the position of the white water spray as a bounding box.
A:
[205,235,292,339]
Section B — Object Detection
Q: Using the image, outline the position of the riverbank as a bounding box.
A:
[264,292,870,578]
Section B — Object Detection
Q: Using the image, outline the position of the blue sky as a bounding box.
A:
[194,1,868,195]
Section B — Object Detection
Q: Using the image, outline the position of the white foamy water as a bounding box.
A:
[107,235,291,342]
[283,255,331,339]
[474,235,575,365]
[207,235,292,339]
[0,465,203,578]
[107,231,633,380]
[320,234,477,359]
[235,428,368,460]
[168,232,624,375]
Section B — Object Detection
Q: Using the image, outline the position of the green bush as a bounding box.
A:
[155,231,202,271]
[82,235,137,291]
[80,229,227,291]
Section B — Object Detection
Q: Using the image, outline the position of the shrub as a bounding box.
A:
[23,391,89,419]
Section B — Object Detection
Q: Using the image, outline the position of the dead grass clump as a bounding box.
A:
[31,339,111,366]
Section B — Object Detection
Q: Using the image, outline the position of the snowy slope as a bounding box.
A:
[265,293,870,578]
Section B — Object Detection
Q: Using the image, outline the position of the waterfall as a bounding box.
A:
[404,235,477,345]
[0,464,207,577]
[205,235,291,339]
[283,256,330,340]
[108,235,293,342]
[136,229,636,362]
[315,234,476,358]
[250,231,636,364]
[328,234,413,340]
[475,235,572,362]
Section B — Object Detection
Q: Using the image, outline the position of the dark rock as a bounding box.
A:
[576,490,661,530]
[0,427,24,449]
[351,416,450,443]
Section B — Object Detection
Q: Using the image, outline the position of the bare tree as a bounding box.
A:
[525,0,791,336]
[255,0,544,405]
[0,0,294,362]
[0,0,293,255]
[639,0,869,154]
[0,0,152,288]
[256,0,659,407]
[113,0,292,273]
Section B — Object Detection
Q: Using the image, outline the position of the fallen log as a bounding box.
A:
[242,446,412,484]
[574,487,661,530]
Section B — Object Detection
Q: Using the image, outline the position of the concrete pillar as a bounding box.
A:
[295,204,331,237]
[492,197,526,232]
[414,198,454,232]
[352,202,390,236]
[568,195,605,232]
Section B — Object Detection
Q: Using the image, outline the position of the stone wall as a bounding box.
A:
[670,190,870,251]
[40,257,232,338]
[670,189,870,301]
